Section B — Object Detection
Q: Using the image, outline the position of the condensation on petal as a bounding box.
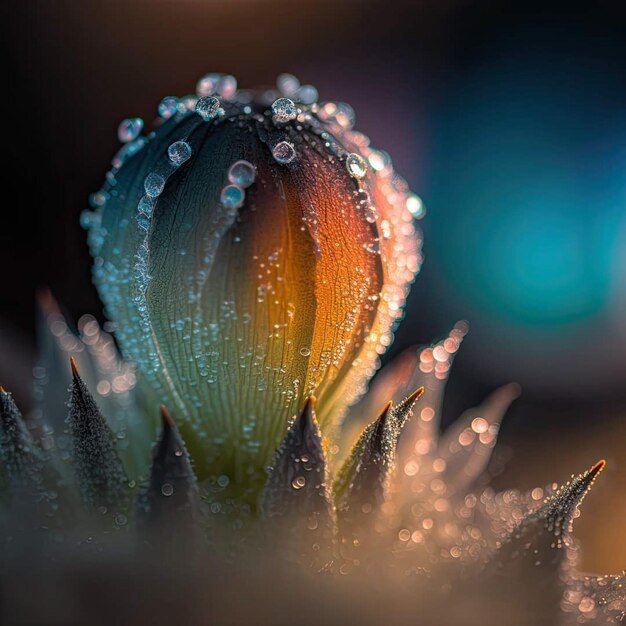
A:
[84,80,425,502]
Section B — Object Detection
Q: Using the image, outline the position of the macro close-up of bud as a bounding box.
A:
[1,3,626,626]
[81,74,422,505]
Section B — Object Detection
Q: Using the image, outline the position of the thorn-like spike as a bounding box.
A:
[487,460,608,605]
[66,361,128,512]
[137,405,198,545]
[159,403,175,429]
[70,356,80,379]
[334,393,422,548]
[540,459,605,535]
[0,388,44,485]
[297,395,316,437]
[400,386,425,411]
[371,401,393,448]
[0,385,6,395]
[259,398,334,568]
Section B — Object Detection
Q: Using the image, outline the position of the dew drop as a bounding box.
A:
[579,597,595,613]
[272,141,296,164]
[158,96,178,119]
[89,190,110,208]
[346,153,367,179]
[196,73,220,97]
[271,98,297,124]
[168,141,192,166]
[227,160,256,187]
[277,73,300,96]
[217,474,230,488]
[161,482,174,496]
[117,117,143,143]
[292,476,306,490]
[144,172,165,198]
[299,347,311,357]
[406,192,425,218]
[115,513,128,526]
[195,96,220,121]
[221,184,245,210]
[217,75,237,98]
[295,85,318,105]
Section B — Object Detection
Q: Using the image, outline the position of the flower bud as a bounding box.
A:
[81,75,422,497]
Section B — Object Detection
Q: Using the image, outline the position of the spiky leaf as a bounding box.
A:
[66,358,129,513]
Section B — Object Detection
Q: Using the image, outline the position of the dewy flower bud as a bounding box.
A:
[81,74,423,497]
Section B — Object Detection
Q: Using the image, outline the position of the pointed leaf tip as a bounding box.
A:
[260,399,332,520]
[406,386,425,405]
[137,406,198,543]
[1,388,44,484]
[67,364,128,510]
[589,458,606,477]
[159,404,175,429]
[70,356,79,379]
[297,395,317,435]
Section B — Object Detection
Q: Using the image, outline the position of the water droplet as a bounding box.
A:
[117,117,143,143]
[292,476,306,490]
[217,474,230,488]
[346,153,367,179]
[295,84,318,105]
[178,94,198,112]
[227,160,256,187]
[89,190,110,208]
[406,192,425,218]
[579,597,595,613]
[168,141,192,166]
[272,141,296,164]
[144,172,165,198]
[368,149,390,171]
[158,96,178,119]
[196,73,220,97]
[195,96,220,121]
[299,347,311,357]
[161,482,174,496]
[115,513,128,526]
[221,184,245,210]
[271,97,297,124]
[277,73,300,96]
[217,75,237,98]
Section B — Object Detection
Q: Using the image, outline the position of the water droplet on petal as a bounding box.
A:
[346,153,367,179]
[168,141,192,166]
[158,96,179,119]
[89,190,110,208]
[117,117,143,143]
[295,84,318,105]
[292,476,306,489]
[161,482,174,496]
[272,141,296,164]
[195,96,220,121]
[196,73,220,97]
[271,98,297,124]
[406,192,425,218]
[217,75,237,98]
[277,73,300,96]
[144,172,165,198]
[221,184,245,210]
[227,160,256,187]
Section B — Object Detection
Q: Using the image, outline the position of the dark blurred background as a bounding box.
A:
[1,0,625,570]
